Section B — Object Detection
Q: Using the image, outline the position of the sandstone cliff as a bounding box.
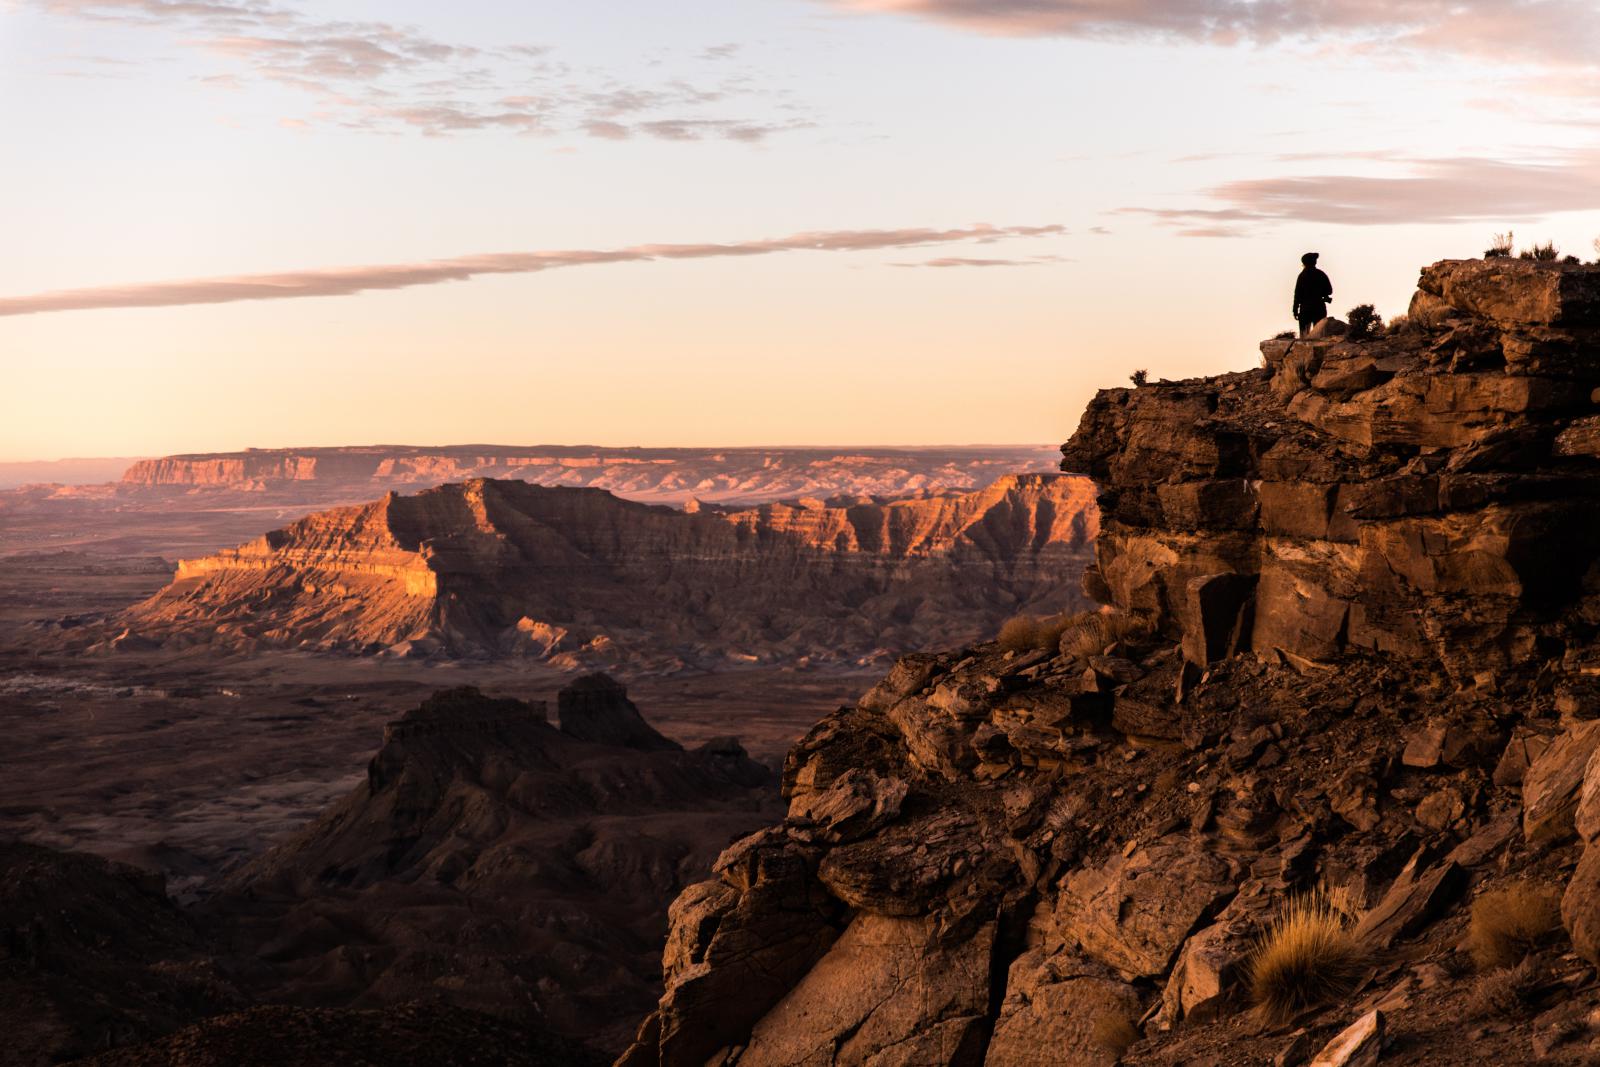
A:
[1062,258,1600,680]
[117,445,1060,505]
[110,473,1098,669]
[620,259,1600,1065]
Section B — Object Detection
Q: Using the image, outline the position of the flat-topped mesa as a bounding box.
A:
[112,473,1098,667]
[1062,257,1600,679]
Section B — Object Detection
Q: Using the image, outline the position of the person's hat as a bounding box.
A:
[1302,252,1320,265]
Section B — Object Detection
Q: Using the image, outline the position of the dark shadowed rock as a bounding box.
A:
[558,673,680,751]
[218,686,776,1055]
[0,842,240,1065]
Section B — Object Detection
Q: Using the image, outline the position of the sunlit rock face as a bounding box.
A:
[1063,258,1600,679]
[111,473,1098,669]
[117,444,1063,505]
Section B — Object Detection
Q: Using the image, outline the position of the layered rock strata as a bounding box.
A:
[111,474,1097,668]
[1062,258,1600,679]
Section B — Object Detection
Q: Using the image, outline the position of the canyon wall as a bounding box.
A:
[114,473,1098,669]
[117,445,1060,505]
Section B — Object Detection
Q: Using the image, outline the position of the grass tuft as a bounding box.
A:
[1247,894,1367,1024]
[1061,611,1151,660]
[996,614,1073,654]
[1465,958,1541,1019]
[1467,882,1561,971]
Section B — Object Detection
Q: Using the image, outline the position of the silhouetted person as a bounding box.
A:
[1293,252,1333,336]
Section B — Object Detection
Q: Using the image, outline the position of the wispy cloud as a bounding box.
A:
[892,254,1067,267]
[0,224,1067,317]
[1127,151,1600,231]
[34,0,808,141]
[824,1,1600,69]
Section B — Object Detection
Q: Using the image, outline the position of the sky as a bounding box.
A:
[5,0,1600,461]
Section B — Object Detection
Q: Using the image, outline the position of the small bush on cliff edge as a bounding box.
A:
[996,614,1073,653]
[1346,304,1383,340]
[1468,882,1561,970]
[997,611,1152,657]
[1521,240,1560,261]
[1247,894,1368,1024]
[1486,231,1514,257]
[1062,611,1152,659]
[1129,368,1149,386]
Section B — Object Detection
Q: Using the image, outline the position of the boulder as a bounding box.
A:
[986,948,1142,1066]
[1159,879,1276,1023]
[1307,1010,1383,1067]
[1561,843,1600,967]
[653,831,843,1067]
[1056,837,1238,979]
[1522,720,1600,844]
[787,768,909,845]
[737,913,992,1067]
[1352,849,1465,948]
[1417,258,1600,327]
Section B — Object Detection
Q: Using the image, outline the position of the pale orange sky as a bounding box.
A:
[5,0,1600,460]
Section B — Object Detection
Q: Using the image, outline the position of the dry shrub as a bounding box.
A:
[1468,882,1561,970]
[1247,894,1368,1024]
[1061,611,1151,660]
[1466,958,1541,1018]
[1090,1012,1140,1057]
[996,614,1074,654]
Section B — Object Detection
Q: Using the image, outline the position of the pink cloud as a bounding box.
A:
[825,0,1600,68]
[0,224,1067,317]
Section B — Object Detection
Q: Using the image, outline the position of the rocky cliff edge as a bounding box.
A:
[619,259,1600,1066]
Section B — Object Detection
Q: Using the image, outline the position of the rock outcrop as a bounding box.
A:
[107,474,1097,669]
[215,683,776,1055]
[622,259,1600,1065]
[1062,258,1600,680]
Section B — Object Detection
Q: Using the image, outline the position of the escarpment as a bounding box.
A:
[109,473,1097,668]
[623,259,1600,1066]
[1064,258,1600,680]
